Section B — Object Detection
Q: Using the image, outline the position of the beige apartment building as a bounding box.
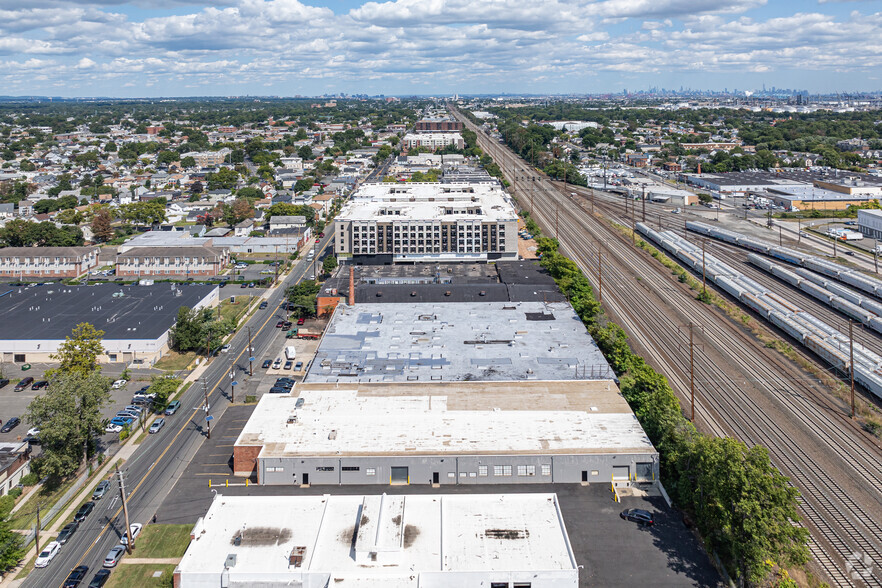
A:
[116,246,229,278]
[0,246,100,279]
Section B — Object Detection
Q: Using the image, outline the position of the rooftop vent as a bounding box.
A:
[225,554,237,567]
[289,546,306,568]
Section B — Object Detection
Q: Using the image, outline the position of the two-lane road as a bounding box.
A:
[26,228,336,588]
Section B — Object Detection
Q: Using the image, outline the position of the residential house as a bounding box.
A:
[0,442,31,496]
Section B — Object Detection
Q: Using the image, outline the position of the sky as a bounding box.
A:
[1,0,882,97]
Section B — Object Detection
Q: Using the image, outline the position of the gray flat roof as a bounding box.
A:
[0,283,216,341]
[305,301,614,383]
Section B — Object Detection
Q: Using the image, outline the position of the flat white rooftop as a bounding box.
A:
[177,493,578,587]
[236,383,653,458]
[338,181,517,223]
[305,301,615,383]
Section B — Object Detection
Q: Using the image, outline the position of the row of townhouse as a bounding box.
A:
[0,245,228,280]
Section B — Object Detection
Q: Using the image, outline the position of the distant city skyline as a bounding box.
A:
[2,0,881,97]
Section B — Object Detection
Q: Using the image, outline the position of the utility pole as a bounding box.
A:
[850,320,855,419]
[205,332,211,363]
[247,326,253,377]
[590,188,595,214]
[833,235,837,258]
[798,219,801,244]
[203,379,211,440]
[555,203,559,239]
[689,322,695,422]
[597,242,603,304]
[117,466,134,554]
[229,361,235,404]
[34,505,40,557]
[779,225,782,246]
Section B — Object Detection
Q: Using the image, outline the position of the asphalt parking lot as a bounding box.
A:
[0,362,168,450]
[158,406,722,588]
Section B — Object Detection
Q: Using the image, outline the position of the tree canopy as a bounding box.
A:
[50,323,105,377]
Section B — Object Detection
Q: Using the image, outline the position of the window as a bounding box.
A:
[478,465,488,477]
[316,466,335,472]
[366,468,376,476]
[493,465,512,477]
[491,583,509,588]
[517,465,535,476]
[341,466,360,472]
[541,464,551,476]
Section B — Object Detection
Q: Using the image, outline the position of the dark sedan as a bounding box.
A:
[0,418,21,433]
[63,565,89,587]
[31,380,49,390]
[74,501,95,523]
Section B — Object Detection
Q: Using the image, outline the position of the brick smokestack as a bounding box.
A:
[697,162,701,175]
[348,266,355,306]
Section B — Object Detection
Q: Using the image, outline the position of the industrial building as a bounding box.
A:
[305,301,614,383]
[233,383,656,486]
[334,182,519,263]
[858,209,882,241]
[316,261,565,316]
[174,493,579,587]
[0,283,218,364]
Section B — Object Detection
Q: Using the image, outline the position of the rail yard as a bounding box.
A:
[452,107,882,587]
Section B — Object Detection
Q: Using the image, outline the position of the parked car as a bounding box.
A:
[123,405,143,415]
[31,380,49,390]
[281,321,292,330]
[149,418,165,434]
[111,379,127,389]
[275,321,286,328]
[110,417,134,428]
[74,502,95,523]
[57,521,80,544]
[284,360,293,371]
[164,401,181,416]
[268,386,289,394]
[220,344,231,353]
[262,359,272,369]
[105,423,122,434]
[619,508,654,526]
[248,282,255,288]
[272,358,282,369]
[294,362,303,372]
[240,282,248,288]
[14,377,34,392]
[1,418,21,433]
[27,426,40,436]
[259,301,268,309]
[119,523,142,545]
[92,481,111,500]
[297,317,305,326]
[63,565,89,588]
[0,379,8,389]
[103,545,125,568]
[35,541,61,568]
[88,569,111,587]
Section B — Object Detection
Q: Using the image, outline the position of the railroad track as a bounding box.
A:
[453,108,882,587]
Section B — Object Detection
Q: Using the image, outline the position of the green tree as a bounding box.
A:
[294,178,314,193]
[55,208,84,225]
[50,323,105,377]
[180,156,196,168]
[146,376,181,414]
[207,168,240,190]
[0,512,23,571]
[169,306,205,352]
[322,255,338,274]
[121,201,166,225]
[104,141,117,153]
[19,159,35,172]
[27,371,111,480]
[157,150,180,165]
[236,186,263,201]
[286,280,320,318]
[297,145,313,160]
[265,202,316,225]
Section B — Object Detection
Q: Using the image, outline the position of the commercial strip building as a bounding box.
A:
[334,182,519,263]
[403,133,464,150]
[118,231,308,255]
[116,246,229,278]
[174,493,578,587]
[233,383,655,486]
[0,247,100,279]
[0,283,218,364]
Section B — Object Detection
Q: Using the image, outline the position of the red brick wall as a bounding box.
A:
[233,445,261,480]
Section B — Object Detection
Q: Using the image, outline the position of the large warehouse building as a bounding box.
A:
[175,493,579,587]
[233,382,657,486]
[0,283,218,365]
[334,182,519,263]
[305,301,614,383]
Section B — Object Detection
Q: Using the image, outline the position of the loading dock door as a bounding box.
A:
[636,463,653,482]
[612,466,630,481]
[391,467,409,485]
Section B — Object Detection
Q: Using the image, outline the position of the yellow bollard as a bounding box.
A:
[245,479,249,487]
[208,479,212,488]
[225,479,229,487]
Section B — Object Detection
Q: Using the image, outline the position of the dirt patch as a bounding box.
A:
[230,527,291,546]
[391,515,401,525]
[403,524,420,548]
[485,528,529,540]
